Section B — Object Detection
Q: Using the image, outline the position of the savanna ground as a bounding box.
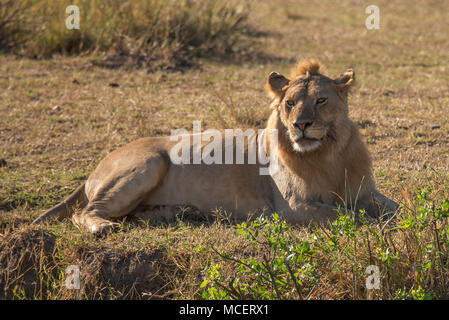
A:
[0,0,448,300]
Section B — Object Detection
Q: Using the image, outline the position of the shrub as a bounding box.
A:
[0,0,32,52]
[201,214,319,299]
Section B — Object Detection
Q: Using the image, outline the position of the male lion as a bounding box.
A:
[34,59,397,234]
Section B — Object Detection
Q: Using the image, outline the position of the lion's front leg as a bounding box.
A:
[366,190,399,221]
[278,193,398,226]
[349,190,399,223]
[279,201,340,225]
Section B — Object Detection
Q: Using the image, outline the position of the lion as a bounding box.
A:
[33,59,398,234]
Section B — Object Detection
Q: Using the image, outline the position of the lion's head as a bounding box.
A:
[267,59,355,153]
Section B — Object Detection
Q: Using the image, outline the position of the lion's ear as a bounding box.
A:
[334,69,355,93]
[267,72,290,98]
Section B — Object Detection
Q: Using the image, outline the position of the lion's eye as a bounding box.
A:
[286,100,295,109]
[316,97,327,104]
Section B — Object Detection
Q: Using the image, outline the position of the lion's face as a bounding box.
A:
[280,74,348,153]
[267,63,355,153]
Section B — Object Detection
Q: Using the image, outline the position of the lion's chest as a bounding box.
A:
[270,161,340,208]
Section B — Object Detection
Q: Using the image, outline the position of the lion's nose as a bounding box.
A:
[294,120,313,131]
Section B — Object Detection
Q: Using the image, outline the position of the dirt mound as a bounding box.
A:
[0,227,165,299]
[0,228,56,299]
[74,245,165,299]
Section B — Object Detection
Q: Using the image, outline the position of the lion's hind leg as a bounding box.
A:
[73,156,168,235]
[72,205,120,235]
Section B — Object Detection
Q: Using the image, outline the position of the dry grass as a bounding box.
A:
[0,1,32,52]
[0,0,448,299]
[0,0,252,69]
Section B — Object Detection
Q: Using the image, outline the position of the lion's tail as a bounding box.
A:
[32,183,88,224]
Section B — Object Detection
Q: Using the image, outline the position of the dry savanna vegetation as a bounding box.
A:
[0,0,448,300]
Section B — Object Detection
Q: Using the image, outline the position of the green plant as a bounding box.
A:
[202,214,318,299]
[395,286,434,300]
[201,188,449,300]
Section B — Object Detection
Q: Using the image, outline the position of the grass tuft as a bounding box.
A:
[1,0,251,69]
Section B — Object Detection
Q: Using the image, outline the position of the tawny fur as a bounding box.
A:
[290,58,321,78]
[34,59,398,235]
